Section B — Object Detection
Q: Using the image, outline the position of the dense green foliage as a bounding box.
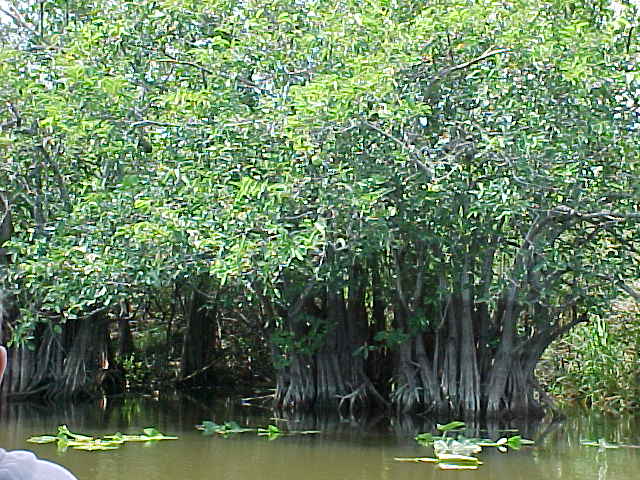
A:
[539,298,640,413]
[1,0,639,415]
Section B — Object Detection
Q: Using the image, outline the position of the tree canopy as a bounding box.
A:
[0,0,639,416]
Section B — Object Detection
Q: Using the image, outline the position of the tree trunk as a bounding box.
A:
[117,316,135,358]
[179,287,218,387]
[275,267,387,413]
[59,314,118,398]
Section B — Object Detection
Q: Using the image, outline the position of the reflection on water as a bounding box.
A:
[0,395,639,480]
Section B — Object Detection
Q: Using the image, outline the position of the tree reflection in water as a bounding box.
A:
[0,345,78,479]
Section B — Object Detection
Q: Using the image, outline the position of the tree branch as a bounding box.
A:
[154,58,214,75]
[430,47,510,83]
[130,120,181,128]
[618,282,640,303]
[0,5,36,34]
[155,57,261,90]
[364,121,434,178]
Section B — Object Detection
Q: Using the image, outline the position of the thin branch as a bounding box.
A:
[392,247,410,314]
[130,120,181,128]
[154,58,214,75]
[551,205,640,224]
[154,58,260,89]
[412,242,426,303]
[0,5,36,34]
[289,282,316,319]
[37,141,71,212]
[618,282,640,303]
[431,47,510,82]
[176,356,222,384]
[1,101,22,130]
[364,121,434,177]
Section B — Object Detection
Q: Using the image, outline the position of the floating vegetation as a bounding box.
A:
[196,421,255,436]
[27,425,177,452]
[196,420,320,440]
[395,422,534,471]
[394,457,439,463]
[257,424,282,440]
[435,454,482,471]
[581,439,640,450]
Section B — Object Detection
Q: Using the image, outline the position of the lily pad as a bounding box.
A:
[197,420,255,436]
[436,421,466,432]
[437,462,480,470]
[394,457,438,463]
[26,435,59,444]
[26,426,178,453]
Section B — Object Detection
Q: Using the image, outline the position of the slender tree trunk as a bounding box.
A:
[459,267,480,415]
[367,259,389,391]
[179,287,217,387]
[485,284,517,415]
[117,316,135,358]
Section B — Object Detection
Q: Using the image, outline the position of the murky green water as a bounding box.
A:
[1,393,639,480]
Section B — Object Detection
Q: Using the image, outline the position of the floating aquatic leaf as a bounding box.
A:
[433,439,449,456]
[257,424,281,435]
[27,435,58,444]
[102,433,126,443]
[476,440,499,447]
[394,457,439,463]
[119,435,153,442]
[406,423,536,471]
[433,438,482,457]
[141,429,179,441]
[196,420,317,439]
[437,462,479,470]
[580,440,600,447]
[581,438,621,449]
[196,420,255,436]
[258,424,282,440]
[415,433,438,445]
[72,441,120,451]
[436,421,465,432]
[506,435,534,450]
[57,425,93,442]
[258,425,282,434]
[435,453,481,464]
[475,435,534,450]
[196,421,221,435]
[120,433,178,442]
[27,426,178,453]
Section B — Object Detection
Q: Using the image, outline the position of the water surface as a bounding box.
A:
[1,394,639,480]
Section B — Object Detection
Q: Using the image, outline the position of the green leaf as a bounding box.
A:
[394,457,438,463]
[27,435,58,444]
[436,421,465,432]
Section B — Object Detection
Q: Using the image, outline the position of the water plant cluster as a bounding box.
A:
[27,425,178,452]
[196,420,320,440]
[395,421,534,470]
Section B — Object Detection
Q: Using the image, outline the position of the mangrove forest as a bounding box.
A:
[0,0,639,419]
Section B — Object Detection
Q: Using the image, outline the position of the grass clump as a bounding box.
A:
[538,299,640,414]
